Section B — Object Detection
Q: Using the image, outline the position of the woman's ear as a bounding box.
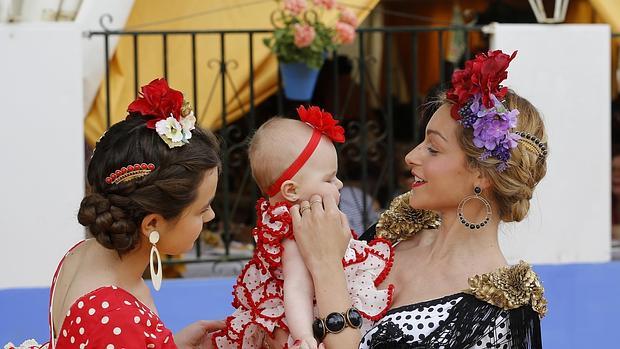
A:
[280,180,299,202]
[474,170,492,192]
[140,213,167,239]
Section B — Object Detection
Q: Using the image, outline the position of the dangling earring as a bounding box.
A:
[457,187,492,230]
[149,231,162,291]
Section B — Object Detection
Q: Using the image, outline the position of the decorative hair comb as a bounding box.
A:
[127,78,196,149]
[515,131,548,159]
[105,163,156,185]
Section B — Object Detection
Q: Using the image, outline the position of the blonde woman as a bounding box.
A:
[291,51,548,349]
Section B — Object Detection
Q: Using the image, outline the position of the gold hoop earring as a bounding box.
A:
[457,187,492,230]
[149,231,162,291]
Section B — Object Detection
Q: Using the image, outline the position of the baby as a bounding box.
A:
[212,106,394,349]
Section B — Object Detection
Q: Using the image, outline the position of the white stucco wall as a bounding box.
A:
[0,0,134,289]
[491,24,612,264]
[0,23,85,288]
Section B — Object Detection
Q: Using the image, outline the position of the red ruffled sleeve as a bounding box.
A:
[252,198,293,273]
[212,199,292,348]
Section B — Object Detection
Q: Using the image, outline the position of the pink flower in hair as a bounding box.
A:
[335,22,356,44]
[284,0,307,15]
[294,24,316,48]
[313,0,336,10]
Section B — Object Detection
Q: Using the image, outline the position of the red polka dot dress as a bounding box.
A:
[47,242,177,349]
[212,199,395,348]
[53,286,176,349]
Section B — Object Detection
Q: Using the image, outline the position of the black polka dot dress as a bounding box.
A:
[357,208,545,348]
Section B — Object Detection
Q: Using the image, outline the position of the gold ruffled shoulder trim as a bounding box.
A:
[375,192,441,244]
[467,261,547,317]
[375,193,546,316]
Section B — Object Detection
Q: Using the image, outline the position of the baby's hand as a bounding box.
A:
[291,337,319,349]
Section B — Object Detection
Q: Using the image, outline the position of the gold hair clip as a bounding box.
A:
[105,163,156,185]
[515,132,547,159]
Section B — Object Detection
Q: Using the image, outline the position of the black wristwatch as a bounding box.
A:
[312,307,363,342]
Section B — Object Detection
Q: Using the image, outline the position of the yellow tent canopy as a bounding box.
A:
[589,0,620,30]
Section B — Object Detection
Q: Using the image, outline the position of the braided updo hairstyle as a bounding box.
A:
[449,90,548,222]
[77,115,220,255]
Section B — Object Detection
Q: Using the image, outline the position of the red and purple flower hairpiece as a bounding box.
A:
[446,50,520,171]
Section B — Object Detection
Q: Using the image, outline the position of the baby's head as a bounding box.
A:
[249,115,343,204]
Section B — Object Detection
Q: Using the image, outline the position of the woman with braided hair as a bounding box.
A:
[40,79,224,349]
[288,51,549,348]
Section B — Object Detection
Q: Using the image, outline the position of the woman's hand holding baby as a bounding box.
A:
[291,194,361,348]
[291,194,351,278]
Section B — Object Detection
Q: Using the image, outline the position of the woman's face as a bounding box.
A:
[157,169,219,255]
[404,104,479,212]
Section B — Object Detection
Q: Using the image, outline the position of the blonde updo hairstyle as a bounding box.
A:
[445,90,548,222]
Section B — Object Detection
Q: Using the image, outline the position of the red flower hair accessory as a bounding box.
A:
[446,50,522,172]
[127,78,196,148]
[265,105,345,197]
[297,105,345,143]
[447,50,517,120]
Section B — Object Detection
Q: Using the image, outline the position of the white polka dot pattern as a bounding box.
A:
[53,285,176,348]
[361,295,462,348]
[359,295,512,349]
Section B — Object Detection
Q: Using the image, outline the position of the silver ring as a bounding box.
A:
[310,199,323,206]
[300,206,311,214]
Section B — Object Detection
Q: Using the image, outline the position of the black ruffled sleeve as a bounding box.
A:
[418,296,543,348]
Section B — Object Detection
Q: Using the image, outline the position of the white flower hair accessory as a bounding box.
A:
[154,108,196,148]
[126,78,196,149]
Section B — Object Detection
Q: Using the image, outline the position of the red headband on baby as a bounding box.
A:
[265,105,345,197]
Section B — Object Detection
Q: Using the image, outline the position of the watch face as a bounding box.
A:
[325,312,346,333]
[347,308,363,328]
